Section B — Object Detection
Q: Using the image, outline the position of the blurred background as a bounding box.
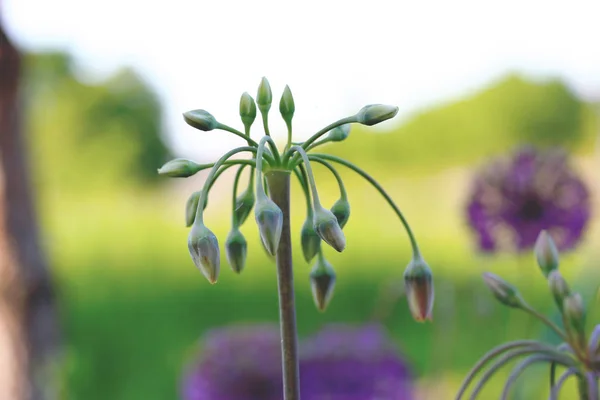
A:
[1,0,600,399]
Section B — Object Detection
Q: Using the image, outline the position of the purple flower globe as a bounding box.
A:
[182,323,414,400]
[300,324,414,399]
[182,324,283,400]
[466,146,590,253]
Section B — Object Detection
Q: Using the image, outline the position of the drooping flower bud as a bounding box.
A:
[310,255,336,311]
[356,104,399,126]
[239,92,257,131]
[535,230,560,277]
[183,109,219,131]
[185,191,209,227]
[279,85,295,126]
[563,293,586,346]
[256,77,273,114]
[254,198,283,256]
[188,223,220,284]
[548,270,571,311]
[225,228,248,274]
[158,158,203,178]
[301,217,321,262]
[313,207,346,252]
[234,188,255,227]
[482,272,525,309]
[326,124,351,142]
[403,257,434,322]
[330,198,351,229]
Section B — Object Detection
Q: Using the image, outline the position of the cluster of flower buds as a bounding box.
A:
[457,230,598,400]
[158,77,432,319]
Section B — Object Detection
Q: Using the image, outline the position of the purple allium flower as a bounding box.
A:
[182,324,283,400]
[466,146,590,253]
[300,324,414,399]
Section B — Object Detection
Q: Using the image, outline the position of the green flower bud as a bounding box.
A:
[256,77,272,114]
[356,104,399,126]
[548,270,571,311]
[310,254,336,312]
[482,272,525,309]
[535,230,559,277]
[254,198,283,256]
[279,85,295,126]
[404,257,434,322]
[301,217,321,262]
[225,228,247,274]
[183,109,219,131]
[563,293,586,346]
[327,124,351,142]
[188,223,220,284]
[313,207,346,252]
[185,191,209,227]
[239,92,257,131]
[158,158,202,178]
[234,188,255,227]
[330,198,351,229]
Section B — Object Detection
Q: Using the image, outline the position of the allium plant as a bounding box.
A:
[182,323,414,400]
[159,77,433,399]
[466,146,590,253]
[457,230,599,400]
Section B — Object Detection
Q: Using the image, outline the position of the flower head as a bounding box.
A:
[182,325,283,400]
[466,146,590,253]
[300,324,414,399]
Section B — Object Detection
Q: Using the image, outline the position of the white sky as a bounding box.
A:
[4,0,600,158]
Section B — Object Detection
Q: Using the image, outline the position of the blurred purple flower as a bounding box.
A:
[182,324,283,400]
[182,323,414,400]
[466,146,590,253]
[300,324,414,400]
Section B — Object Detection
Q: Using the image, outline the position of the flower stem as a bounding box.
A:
[578,372,599,400]
[265,170,301,400]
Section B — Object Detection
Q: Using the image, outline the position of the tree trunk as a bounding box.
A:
[0,15,61,400]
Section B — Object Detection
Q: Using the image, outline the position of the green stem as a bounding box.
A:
[265,170,300,400]
[231,164,248,227]
[521,305,570,344]
[284,115,358,164]
[284,120,293,153]
[501,355,571,400]
[255,136,279,201]
[293,164,312,217]
[578,372,600,400]
[550,368,578,400]
[288,146,322,208]
[216,122,259,147]
[309,153,421,257]
[194,147,256,225]
[309,157,347,200]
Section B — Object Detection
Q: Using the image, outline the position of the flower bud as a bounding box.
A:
[239,92,257,131]
[403,257,434,322]
[188,223,220,284]
[356,104,399,126]
[225,228,248,274]
[327,124,351,142]
[254,198,283,256]
[185,191,209,227]
[310,255,336,311]
[256,77,272,114]
[563,293,586,346]
[330,198,351,229]
[313,207,346,252]
[548,270,571,311]
[482,272,524,309]
[301,217,321,262]
[158,158,202,178]
[279,85,295,126]
[535,230,559,277]
[183,109,219,131]
[234,188,255,227]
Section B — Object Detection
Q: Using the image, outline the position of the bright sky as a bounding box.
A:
[4,0,600,158]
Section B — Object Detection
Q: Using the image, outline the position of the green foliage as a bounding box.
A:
[328,75,596,172]
[22,52,169,195]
